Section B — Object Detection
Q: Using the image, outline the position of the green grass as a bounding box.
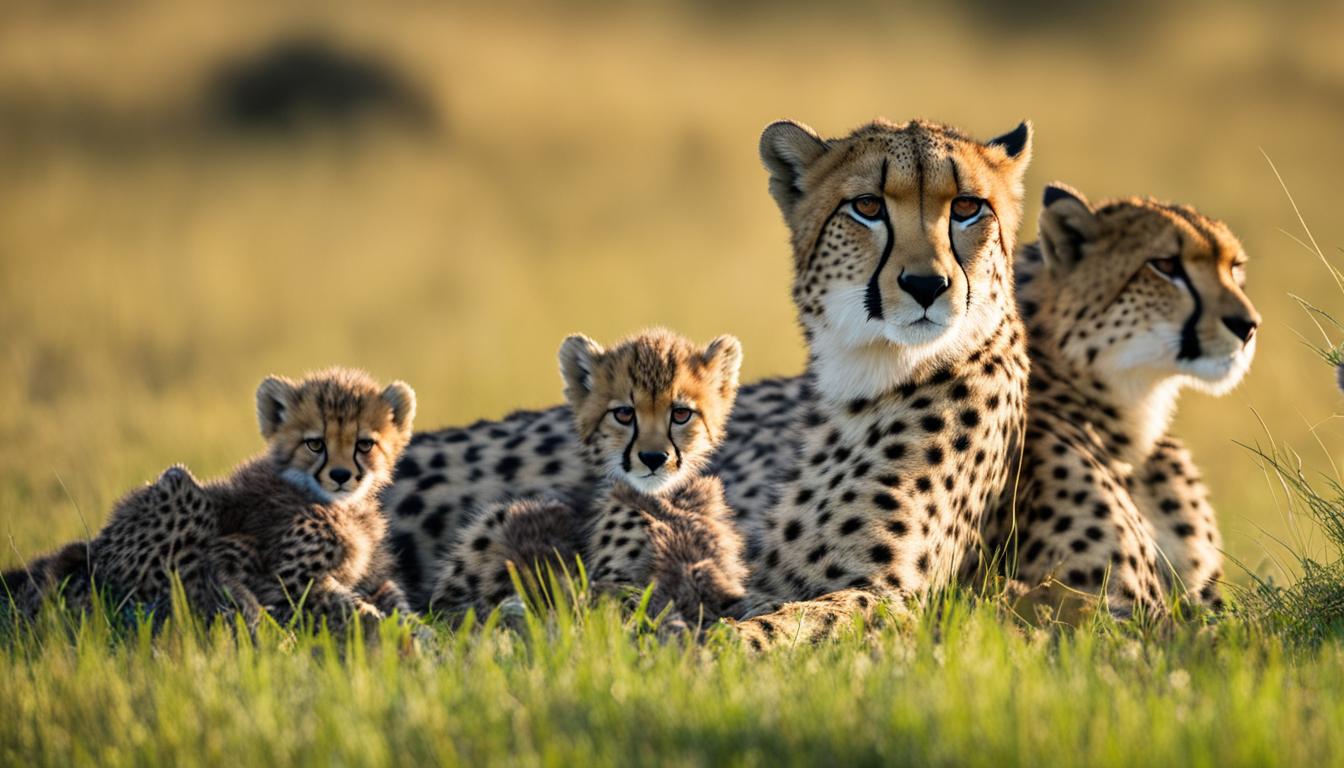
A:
[4,594,1344,767]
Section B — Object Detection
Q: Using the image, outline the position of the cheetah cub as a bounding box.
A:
[1,467,216,619]
[3,369,416,628]
[5,368,417,629]
[430,329,749,625]
[205,368,417,628]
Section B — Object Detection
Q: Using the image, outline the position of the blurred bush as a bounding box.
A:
[206,36,435,133]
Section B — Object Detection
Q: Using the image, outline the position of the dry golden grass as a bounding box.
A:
[2,0,1343,582]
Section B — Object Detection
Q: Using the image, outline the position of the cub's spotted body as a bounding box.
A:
[384,376,800,606]
[981,184,1258,614]
[429,329,747,624]
[589,478,747,623]
[4,369,418,628]
[209,368,419,627]
[2,465,218,618]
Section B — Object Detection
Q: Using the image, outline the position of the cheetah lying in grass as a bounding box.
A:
[971,184,1259,617]
[3,368,417,632]
[429,329,748,628]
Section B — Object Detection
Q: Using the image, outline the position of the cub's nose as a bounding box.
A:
[1221,315,1258,344]
[329,468,352,484]
[897,272,951,309]
[638,451,668,471]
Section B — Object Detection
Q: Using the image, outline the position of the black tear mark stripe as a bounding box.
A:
[1159,206,1222,361]
[946,159,972,311]
[621,389,638,473]
[1164,224,1209,361]
[313,400,328,479]
[864,159,894,321]
[668,413,683,470]
[1175,268,1204,359]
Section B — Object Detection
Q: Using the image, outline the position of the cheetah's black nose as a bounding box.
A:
[898,272,951,310]
[329,467,352,484]
[1222,315,1258,344]
[638,451,668,471]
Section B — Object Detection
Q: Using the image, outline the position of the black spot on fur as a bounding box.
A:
[396,495,425,518]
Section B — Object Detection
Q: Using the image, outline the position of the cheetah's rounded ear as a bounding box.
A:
[760,120,829,217]
[382,381,417,434]
[1038,182,1098,276]
[986,120,1033,198]
[558,334,604,407]
[703,334,743,398]
[256,376,298,438]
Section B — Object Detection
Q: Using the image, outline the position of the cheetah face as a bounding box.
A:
[760,118,1032,399]
[559,329,741,495]
[256,368,416,504]
[1035,185,1260,397]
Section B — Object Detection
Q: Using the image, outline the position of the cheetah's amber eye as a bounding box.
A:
[305,438,325,453]
[851,195,883,220]
[1149,257,1182,278]
[612,407,635,425]
[950,196,984,222]
[356,438,375,454]
[671,407,694,424]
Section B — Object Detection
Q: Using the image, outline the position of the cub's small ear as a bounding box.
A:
[256,376,298,438]
[381,381,417,434]
[703,334,743,398]
[760,120,829,217]
[558,334,604,407]
[986,120,1033,193]
[1038,182,1098,275]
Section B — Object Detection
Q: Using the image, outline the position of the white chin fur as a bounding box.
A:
[280,467,373,505]
[1180,336,1256,396]
[615,470,682,494]
[809,286,967,401]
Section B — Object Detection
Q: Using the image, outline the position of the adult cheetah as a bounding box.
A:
[726,118,1033,646]
[385,118,1035,649]
[973,184,1259,617]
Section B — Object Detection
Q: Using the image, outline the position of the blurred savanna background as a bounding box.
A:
[3,0,1343,584]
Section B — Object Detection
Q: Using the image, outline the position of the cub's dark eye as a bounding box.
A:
[356,439,375,454]
[671,407,694,424]
[851,195,883,220]
[1149,257,1182,277]
[950,196,984,222]
[305,438,325,453]
[1230,261,1248,284]
[612,407,635,425]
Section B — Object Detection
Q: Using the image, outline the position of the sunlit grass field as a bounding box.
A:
[5,596,1344,767]
[3,1,1344,764]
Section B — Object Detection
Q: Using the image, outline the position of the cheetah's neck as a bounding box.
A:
[1028,338,1181,468]
[1090,372,1183,467]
